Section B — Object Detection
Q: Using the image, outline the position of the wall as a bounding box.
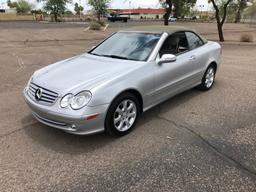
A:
[0,13,34,21]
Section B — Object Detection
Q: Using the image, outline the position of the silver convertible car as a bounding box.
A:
[23,26,221,136]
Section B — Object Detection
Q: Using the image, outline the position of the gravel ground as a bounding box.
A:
[0,23,256,191]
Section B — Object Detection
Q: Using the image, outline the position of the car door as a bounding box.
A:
[185,31,208,81]
[153,32,199,103]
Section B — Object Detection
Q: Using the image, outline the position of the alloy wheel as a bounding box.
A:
[205,67,215,88]
[113,99,137,132]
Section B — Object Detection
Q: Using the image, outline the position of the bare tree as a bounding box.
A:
[235,0,247,23]
[210,0,233,41]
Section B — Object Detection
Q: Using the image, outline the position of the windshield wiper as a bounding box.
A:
[101,54,130,60]
[89,52,102,56]
[90,53,138,61]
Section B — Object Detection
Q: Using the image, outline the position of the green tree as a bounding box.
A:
[44,0,69,22]
[246,0,256,22]
[160,0,197,25]
[88,0,110,21]
[16,0,33,14]
[74,2,84,15]
[173,0,197,18]
[8,0,32,14]
[7,0,18,8]
[248,0,256,15]
[209,0,233,42]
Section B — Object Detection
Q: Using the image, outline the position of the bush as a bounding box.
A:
[89,22,101,30]
[31,9,46,15]
[63,10,74,16]
[240,33,254,42]
[97,20,105,26]
[84,16,92,22]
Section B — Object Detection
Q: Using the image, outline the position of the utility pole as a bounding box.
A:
[79,0,82,18]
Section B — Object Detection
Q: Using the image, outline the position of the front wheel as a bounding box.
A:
[198,64,216,90]
[105,93,140,137]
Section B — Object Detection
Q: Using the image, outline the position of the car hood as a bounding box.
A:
[33,54,143,95]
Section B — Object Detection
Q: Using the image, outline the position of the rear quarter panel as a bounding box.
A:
[202,41,221,71]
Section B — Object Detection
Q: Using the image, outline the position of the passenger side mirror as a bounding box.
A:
[158,54,177,65]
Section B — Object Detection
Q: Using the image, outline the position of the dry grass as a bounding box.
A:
[89,22,102,30]
[240,33,254,42]
[97,20,106,26]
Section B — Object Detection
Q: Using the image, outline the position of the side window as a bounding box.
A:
[159,32,189,57]
[186,32,204,50]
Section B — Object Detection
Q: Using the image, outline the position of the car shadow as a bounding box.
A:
[23,117,114,154]
[23,85,212,155]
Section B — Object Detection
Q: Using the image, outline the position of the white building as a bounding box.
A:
[0,1,8,10]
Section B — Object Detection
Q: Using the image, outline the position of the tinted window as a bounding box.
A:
[89,32,161,61]
[159,32,189,57]
[186,32,204,50]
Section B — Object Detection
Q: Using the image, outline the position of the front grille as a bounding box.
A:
[28,82,58,104]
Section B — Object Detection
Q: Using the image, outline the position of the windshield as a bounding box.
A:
[89,32,161,61]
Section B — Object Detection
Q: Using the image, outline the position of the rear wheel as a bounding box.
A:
[105,93,140,136]
[198,64,216,90]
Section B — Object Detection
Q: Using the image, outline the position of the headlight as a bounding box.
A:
[71,91,92,110]
[28,76,33,85]
[60,91,92,110]
[60,94,74,108]
[25,76,33,92]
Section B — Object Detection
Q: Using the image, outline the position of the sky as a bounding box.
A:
[0,0,211,11]
[111,0,210,10]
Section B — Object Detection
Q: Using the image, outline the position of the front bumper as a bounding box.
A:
[23,88,109,135]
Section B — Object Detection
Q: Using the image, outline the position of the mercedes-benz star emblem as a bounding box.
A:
[35,88,43,100]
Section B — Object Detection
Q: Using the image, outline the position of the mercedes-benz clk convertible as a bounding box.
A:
[23,26,221,136]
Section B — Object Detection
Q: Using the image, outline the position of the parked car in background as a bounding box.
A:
[169,16,177,22]
[23,26,221,137]
[184,16,192,20]
[107,14,128,22]
[192,16,198,20]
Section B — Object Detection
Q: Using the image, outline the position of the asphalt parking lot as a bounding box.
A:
[0,22,256,191]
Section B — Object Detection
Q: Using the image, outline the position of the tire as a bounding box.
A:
[198,64,216,91]
[105,92,140,137]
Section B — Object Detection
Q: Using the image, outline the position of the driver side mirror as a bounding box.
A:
[158,54,177,65]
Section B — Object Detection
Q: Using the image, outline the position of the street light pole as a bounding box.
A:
[79,0,82,19]
[129,1,131,19]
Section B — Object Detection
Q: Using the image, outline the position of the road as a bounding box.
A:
[0,25,256,191]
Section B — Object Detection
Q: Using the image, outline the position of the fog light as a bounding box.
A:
[71,124,77,130]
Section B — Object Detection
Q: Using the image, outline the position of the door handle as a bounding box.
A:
[189,55,196,60]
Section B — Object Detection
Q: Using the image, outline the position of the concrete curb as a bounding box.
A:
[212,40,256,46]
